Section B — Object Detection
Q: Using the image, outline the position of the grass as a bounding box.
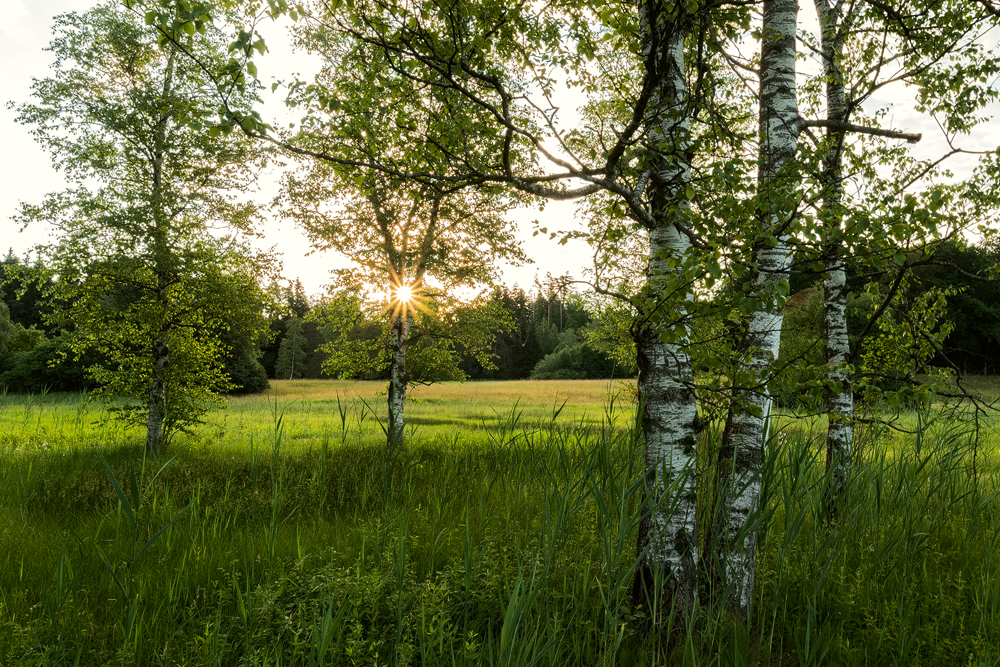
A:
[0,379,998,666]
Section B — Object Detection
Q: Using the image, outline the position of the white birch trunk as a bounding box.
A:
[631,0,700,616]
[714,0,801,613]
[387,310,410,449]
[816,0,854,507]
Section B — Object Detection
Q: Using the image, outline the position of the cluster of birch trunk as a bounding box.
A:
[630,0,995,616]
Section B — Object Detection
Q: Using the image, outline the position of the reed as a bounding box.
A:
[0,382,996,665]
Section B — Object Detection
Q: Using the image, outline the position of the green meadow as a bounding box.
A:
[1,380,998,666]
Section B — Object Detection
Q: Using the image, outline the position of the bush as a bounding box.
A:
[224,345,270,394]
[530,333,621,380]
[0,331,94,393]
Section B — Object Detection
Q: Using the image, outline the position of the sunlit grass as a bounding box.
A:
[0,381,997,666]
[0,379,638,454]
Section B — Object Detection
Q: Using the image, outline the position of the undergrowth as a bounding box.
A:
[0,390,997,666]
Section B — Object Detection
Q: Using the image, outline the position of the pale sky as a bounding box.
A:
[2,2,998,298]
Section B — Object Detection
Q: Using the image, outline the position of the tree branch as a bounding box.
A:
[799,118,921,143]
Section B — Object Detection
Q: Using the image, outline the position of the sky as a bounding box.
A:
[2,2,999,298]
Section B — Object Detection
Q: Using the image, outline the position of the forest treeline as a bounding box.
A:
[0,256,631,392]
[5,238,999,395]
[265,276,626,384]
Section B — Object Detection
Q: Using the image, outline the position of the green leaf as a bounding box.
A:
[97,549,127,597]
[98,448,136,531]
[132,502,192,564]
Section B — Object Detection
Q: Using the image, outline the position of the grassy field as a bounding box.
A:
[0,379,998,666]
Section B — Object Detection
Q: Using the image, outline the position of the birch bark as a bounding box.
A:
[379,196,437,450]
[815,0,854,510]
[630,0,700,616]
[146,340,169,453]
[387,309,410,449]
[712,0,801,613]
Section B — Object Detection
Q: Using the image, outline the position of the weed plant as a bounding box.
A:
[0,383,997,665]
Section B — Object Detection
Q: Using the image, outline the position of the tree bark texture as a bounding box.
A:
[631,0,700,617]
[387,309,410,449]
[713,0,801,614]
[816,0,854,510]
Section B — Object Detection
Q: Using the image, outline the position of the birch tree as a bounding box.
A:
[803,0,999,509]
[709,0,805,613]
[268,27,523,446]
[703,0,1000,609]
[283,171,518,446]
[15,4,270,452]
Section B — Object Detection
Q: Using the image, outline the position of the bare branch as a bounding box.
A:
[799,118,921,143]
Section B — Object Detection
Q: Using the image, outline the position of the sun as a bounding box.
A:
[395,285,415,303]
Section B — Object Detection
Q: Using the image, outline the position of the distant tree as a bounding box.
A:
[312,285,511,426]
[284,279,311,319]
[913,238,1000,375]
[275,317,308,380]
[0,299,17,358]
[0,253,51,330]
[459,287,544,380]
[219,292,272,395]
[0,330,96,393]
[529,329,621,380]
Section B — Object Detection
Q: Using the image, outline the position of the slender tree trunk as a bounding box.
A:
[145,47,176,455]
[816,0,854,512]
[387,309,410,449]
[146,339,169,453]
[630,0,700,618]
[711,0,801,614]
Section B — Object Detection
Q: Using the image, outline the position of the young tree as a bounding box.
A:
[282,172,517,446]
[275,316,308,379]
[260,18,528,445]
[15,4,270,452]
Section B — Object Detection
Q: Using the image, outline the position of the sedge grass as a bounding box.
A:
[0,381,997,666]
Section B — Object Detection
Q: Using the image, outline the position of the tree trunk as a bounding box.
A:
[632,269,699,616]
[146,340,169,453]
[145,47,176,455]
[711,0,801,614]
[816,0,854,512]
[630,0,700,618]
[387,310,410,449]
